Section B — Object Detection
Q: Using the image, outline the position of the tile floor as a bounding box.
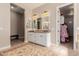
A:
[0,42,79,56]
[0,43,57,56]
[11,38,24,46]
[0,36,79,56]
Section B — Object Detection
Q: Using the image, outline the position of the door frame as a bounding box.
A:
[10,3,25,45]
[56,3,77,50]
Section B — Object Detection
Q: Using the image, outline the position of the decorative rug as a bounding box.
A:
[0,43,57,56]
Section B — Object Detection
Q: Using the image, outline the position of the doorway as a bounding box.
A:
[10,4,25,46]
[60,4,74,49]
[56,4,77,50]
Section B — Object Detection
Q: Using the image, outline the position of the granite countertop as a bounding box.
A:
[28,30,50,33]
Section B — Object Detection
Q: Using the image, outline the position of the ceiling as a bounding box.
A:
[60,4,74,16]
[11,3,24,14]
[15,3,45,10]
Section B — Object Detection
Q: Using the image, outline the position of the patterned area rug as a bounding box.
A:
[0,43,57,56]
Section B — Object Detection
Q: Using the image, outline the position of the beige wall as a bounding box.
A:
[77,4,79,46]
[0,3,10,49]
[11,10,24,36]
[11,10,19,35]
[77,4,79,35]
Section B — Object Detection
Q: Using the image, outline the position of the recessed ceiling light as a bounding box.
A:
[11,6,14,9]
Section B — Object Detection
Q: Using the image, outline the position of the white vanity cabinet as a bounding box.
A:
[27,32,51,47]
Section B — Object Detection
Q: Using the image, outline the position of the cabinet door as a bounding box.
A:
[27,33,33,41]
[38,33,47,46]
[35,33,40,44]
[28,33,35,42]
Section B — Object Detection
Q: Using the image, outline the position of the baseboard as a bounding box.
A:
[0,45,10,51]
[24,40,28,43]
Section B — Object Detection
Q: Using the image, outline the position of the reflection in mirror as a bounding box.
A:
[32,20,37,29]
[37,18,42,29]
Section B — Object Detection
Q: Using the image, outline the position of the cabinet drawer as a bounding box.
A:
[27,33,36,42]
[27,32,51,47]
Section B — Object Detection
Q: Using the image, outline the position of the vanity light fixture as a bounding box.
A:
[42,11,49,17]
[32,14,38,20]
[11,6,14,9]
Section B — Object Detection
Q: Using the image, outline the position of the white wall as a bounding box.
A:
[24,9,32,42]
[0,3,10,49]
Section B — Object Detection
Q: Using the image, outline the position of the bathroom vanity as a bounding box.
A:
[27,30,51,47]
[27,11,51,47]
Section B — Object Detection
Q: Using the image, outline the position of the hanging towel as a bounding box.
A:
[60,15,64,24]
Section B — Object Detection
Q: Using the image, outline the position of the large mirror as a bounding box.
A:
[37,18,42,29]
